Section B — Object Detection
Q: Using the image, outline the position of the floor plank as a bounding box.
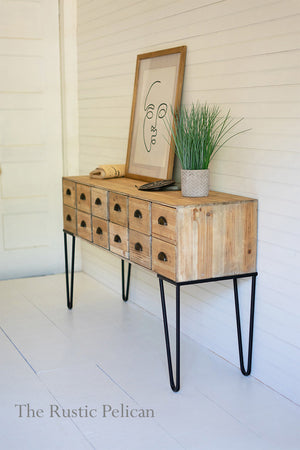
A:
[0,273,299,450]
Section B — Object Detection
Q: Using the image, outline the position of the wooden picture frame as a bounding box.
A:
[125,46,187,181]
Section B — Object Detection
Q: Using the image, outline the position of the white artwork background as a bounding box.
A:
[131,63,177,173]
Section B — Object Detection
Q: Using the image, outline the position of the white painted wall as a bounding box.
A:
[59,0,80,177]
[0,0,65,279]
[76,0,300,403]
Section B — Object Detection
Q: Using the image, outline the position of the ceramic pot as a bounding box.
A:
[181,169,209,197]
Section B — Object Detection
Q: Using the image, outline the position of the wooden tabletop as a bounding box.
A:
[64,176,256,208]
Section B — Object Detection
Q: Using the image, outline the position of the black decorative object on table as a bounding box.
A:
[137,180,175,191]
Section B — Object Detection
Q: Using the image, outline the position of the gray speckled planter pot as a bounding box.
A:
[181,169,209,197]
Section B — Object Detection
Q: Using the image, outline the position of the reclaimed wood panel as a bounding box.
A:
[64,176,254,207]
[109,222,129,258]
[128,198,151,235]
[63,180,76,208]
[152,238,176,281]
[92,216,109,249]
[91,187,108,219]
[109,192,128,227]
[151,203,176,244]
[176,201,257,282]
[76,184,91,213]
[129,230,151,269]
[77,211,92,241]
[63,205,76,235]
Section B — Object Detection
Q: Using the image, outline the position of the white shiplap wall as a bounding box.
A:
[76,0,300,403]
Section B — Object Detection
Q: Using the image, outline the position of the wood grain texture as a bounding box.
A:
[92,216,109,249]
[151,203,176,244]
[64,175,257,281]
[128,198,151,235]
[64,176,255,207]
[63,180,76,208]
[152,238,176,281]
[109,192,128,226]
[63,205,76,235]
[109,222,129,258]
[176,201,258,282]
[77,211,92,241]
[129,229,151,269]
[91,187,108,219]
[242,201,258,273]
[76,184,91,213]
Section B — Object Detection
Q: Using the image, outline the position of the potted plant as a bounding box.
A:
[165,103,248,197]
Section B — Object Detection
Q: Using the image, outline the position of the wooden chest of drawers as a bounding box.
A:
[62,176,257,282]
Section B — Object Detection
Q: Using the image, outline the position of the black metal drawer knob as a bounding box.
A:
[66,214,72,222]
[96,227,103,235]
[134,209,142,219]
[80,220,86,228]
[158,251,168,262]
[114,234,121,243]
[80,193,86,201]
[114,203,121,212]
[158,216,167,226]
[66,188,71,196]
[134,242,143,252]
[95,197,102,205]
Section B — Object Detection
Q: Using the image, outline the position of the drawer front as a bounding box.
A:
[129,230,151,269]
[76,184,91,213]
[63,205,76,234]
[152,204,176,243]
[63,180,76,207]
[109,222,129,258]
[129,198,151,235]
[109,193,128,226]
[92,217,109,249]
[152,238,176,281]
[91,187,108,219]
[77,211,92,241]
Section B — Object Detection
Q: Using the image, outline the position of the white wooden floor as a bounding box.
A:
[0,273,299,450]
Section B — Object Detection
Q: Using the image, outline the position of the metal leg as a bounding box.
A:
[121,260,131,302]
[159,278,180,392]
[64,232,75,310]
[233,274,257,375]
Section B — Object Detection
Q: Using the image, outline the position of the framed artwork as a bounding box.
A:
[125,46,187,181]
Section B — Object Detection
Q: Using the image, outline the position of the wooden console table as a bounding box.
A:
[62,176,258,391]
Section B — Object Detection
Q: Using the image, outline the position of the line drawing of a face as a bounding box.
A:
[143,80,168,153]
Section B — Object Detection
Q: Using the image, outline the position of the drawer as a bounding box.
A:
[129,198,151,235]
[91,187,108,219]
[63,205,76,235]
[76,184,91,213]
[152,238,176,281]
[129,230,151,269]
[152,204,176,243]
[109,193,128,226]
[92,217,109,249]
[77,211,92,241]
[109,223,129,258]
[63,180,76,208]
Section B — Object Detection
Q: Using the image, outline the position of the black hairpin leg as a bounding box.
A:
[233,274,257,375]
[64,231,75,310]
[159,278,180,392]
[121,260,131,302]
